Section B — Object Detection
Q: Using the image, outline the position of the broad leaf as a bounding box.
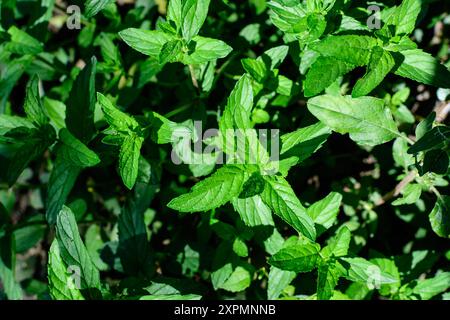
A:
[48,241,84,300]
[394,49,450,88]
[55,206,101,299]
[352,47,395,97]
[261,175,316,240]
[269,242,320,272]
[307,95,399,146]
[168,165,248,212]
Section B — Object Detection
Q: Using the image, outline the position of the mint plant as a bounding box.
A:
[0,0,449,301]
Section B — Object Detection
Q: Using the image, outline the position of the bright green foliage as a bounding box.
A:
[1,0,449,302]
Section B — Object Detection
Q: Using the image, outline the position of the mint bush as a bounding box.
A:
[0,0,449,301]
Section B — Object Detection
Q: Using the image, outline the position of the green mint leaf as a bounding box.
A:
[260,45,289,69]
[5,26,43,55]
[119,134,144,190]
[97,93,140,133]
[388,0,422,36]
[167,0,183,31]
[232,195,274,227]
[317,260,343,300]
[412,272,450,300]
[352,47,395,97]
[0,234,23,300]
[159,39,184,64]
[429,196,450,238]
[321,226,351,259]
[267,266,295,299]
[46,155,81,224]
[242,58,268,83]
[58,129,100,168]
[119,29,176,57]
[181,36,232,65]
[219,74,254,133]
[3,124,55,185]
[340,257,398,285]
[48,241,84,300]
[85,0,114,18]
[307,192,343,231]
[0,56,32,112]
[0,115,34,136]
[310,35,378,66]
[415,112,436,140]
[280,122,331,165]
[261,176,316,240]
[168,165,248,212]
[307,95,399,146]
[394,49,450,88]
[181,0,211,41]
[304,56,355,97]
[54,206,101,299]
[392,183,422,206]
[268,1,307,33]
[393,137,414,168]
[408,126,450,154]
[24,75,48,126]
[65,56,97,143]
[118,157,156,276]
[269,242,320,272]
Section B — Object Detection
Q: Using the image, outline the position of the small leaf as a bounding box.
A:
[97,93,139,133]
[182,36,232,65]
[429,196,450,238]
[24,75,48,126]
[307,192,342,230]
[388,0,422,36]
[267,266,295,300]
[242,58,268,83]
[392,183,422,206]
[119,29,175,57]
[58,129,100,168]
[85,0,114,18]
[119,134,144,190]
[321,227,351,259]
[168,166,248,212]
[159,40,183,64]
[317,261,343,300]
